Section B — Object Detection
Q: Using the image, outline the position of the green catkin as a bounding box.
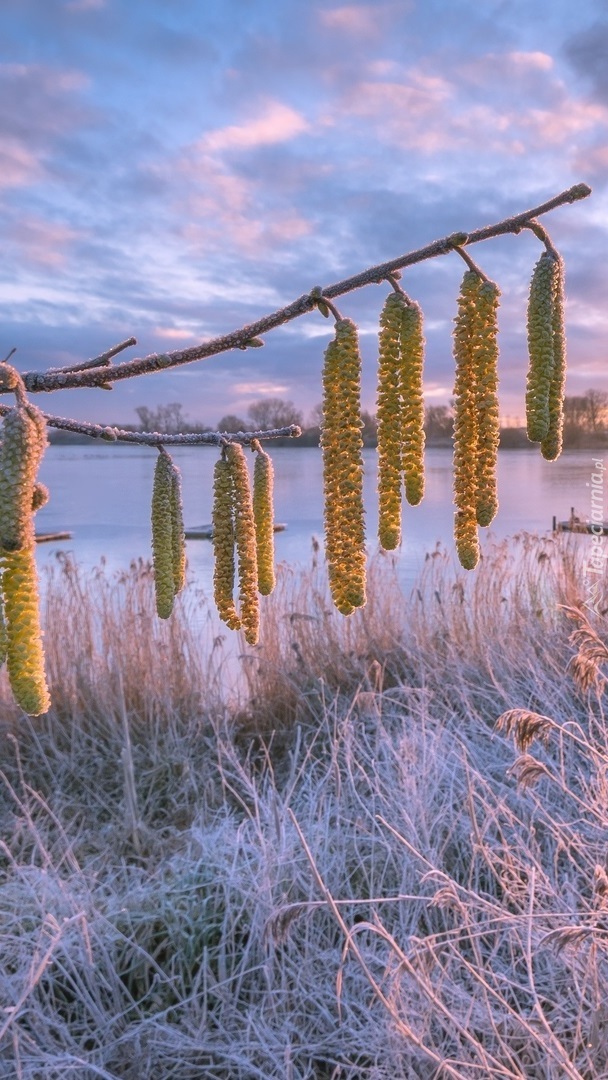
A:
[169,463,186,594]
[400,300,426,507]
[226,442,260,645]
[211,455,241,631]
[541,254,566,461]
[376,293,405,549]
[151,451,176,619]
[0,404,47,552]
[452,271,483,570]
[321,318,366,614]
[474,279,501,526]
[252,444,276,595]
[526,252,558,443]
[1,547,50,714]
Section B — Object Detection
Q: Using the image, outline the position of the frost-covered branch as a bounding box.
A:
[13,183,591,397]
[0,402,301,447]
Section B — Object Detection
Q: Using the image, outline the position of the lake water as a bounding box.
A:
[34,444,605,596]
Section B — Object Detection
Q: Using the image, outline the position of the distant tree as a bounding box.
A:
[563,389,608,445]
[307,402,324,429]
[217,414,248,432]
[424,404,454,439]
[360,410,378,446]
[584,388,608,432]
[135,403,193,433]
[247,398,303,431]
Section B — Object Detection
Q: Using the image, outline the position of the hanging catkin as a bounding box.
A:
[226,442,260,645]
[169,463,186,595]
[321,318,366,615]
[0,404,47,552]
[211,454,241,631]
[0,398,50,713]
[1,546,50,714]
[151,450,177,619]
[452,271,483,570]
[541,254,566,461]
[474,279,501,527]
[526,252,558,443]
[376,293,405,549]
[400,300,426,507]
[252,442,276,595]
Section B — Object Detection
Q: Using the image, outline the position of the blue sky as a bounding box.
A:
[1,0,606,428]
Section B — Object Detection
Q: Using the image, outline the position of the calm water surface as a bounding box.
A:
[34,444,603,597]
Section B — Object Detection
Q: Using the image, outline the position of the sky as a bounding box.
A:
[0,0,607,430]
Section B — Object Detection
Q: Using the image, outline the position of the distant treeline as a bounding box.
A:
[48,391,608,448]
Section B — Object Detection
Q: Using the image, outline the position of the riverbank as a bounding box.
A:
[1,535,607,1077]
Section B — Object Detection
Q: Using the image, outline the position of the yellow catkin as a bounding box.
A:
[526,252,558,443]
[321,318,366,614]
[376,292,405,549]
[541,255,566,461]
[169,463,186,594]
[0,397,49,712]
[151,451,176,619]
[211,455,241,631]
[400,300,426,507]
[226,442,260,645]
[452,271,482,570]
[252,443,276,595]
[474,279,501,527]
[1,546,50,714]
[0,404,47,552]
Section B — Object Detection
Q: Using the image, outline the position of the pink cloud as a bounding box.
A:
[165,101,317,255]
[0,139,43,190]
[0,63,90,195]
[318,4,393,37]
[507,51,554,71]
[8,217,83,268]
[202,101,310,153]
[337,58,608,160]
[521,101,608,144]
[154,327,198,341]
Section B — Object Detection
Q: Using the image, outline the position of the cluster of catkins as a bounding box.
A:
[0,364,50,715]
[211,440,275,645]
[319,242,566,590]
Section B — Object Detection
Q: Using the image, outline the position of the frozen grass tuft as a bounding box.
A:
[0,535,607,1078]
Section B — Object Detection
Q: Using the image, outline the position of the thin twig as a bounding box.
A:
[16,183,591,395]
[46,338,137,375]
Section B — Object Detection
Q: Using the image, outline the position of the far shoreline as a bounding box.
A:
[46,429,608,451]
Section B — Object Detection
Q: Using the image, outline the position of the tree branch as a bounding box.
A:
[0,402,301,446]
[14,182,591,396]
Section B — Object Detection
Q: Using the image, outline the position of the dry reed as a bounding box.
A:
[0,535,607,1078]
